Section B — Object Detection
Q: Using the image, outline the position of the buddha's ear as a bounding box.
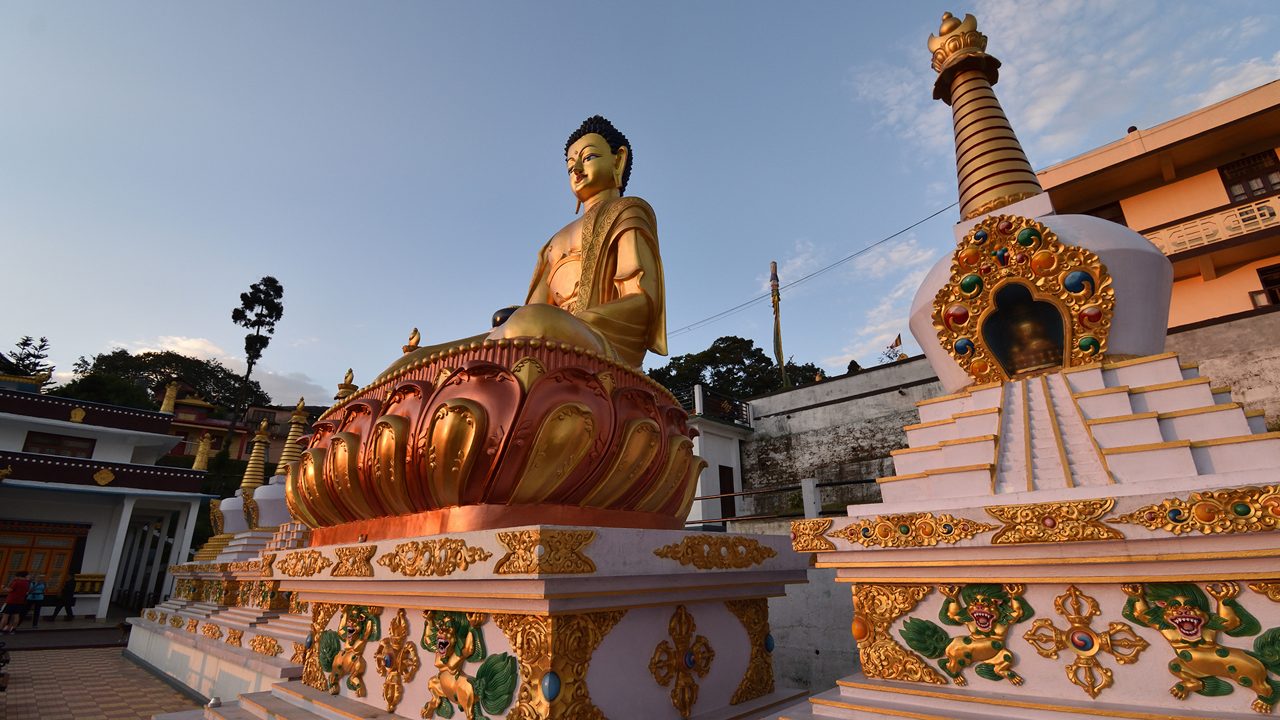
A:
[613,146,629,186]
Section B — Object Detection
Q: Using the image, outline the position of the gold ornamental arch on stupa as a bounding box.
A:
[931,214,1115,385]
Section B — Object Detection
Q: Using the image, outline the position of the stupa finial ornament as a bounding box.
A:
[334,369,357,401]
[928,11,1042,220]
[402,328,420,354]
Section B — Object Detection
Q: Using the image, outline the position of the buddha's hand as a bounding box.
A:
[492,306,520,327]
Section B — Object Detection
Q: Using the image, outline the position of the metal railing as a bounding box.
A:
[1144,196,1278,255]
[685,478,876,528]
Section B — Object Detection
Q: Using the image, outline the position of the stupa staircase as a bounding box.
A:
[881,351,1278,503]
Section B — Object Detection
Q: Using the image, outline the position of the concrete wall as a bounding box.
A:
[1120,168,1229,232]
[1169,255,1279,326]
[739,357,941,514]
[1165,308,1280,428]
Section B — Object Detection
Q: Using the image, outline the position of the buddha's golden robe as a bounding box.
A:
[516,195,667,368]
[378,196,666,383]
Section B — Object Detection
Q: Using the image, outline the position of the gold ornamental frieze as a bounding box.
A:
[145,610,157,622]
[155,612,166,625]
[249,634,283,657]
[374,608,419,714]
[850,584,948,685]
[653,535,777,569]
[1111,484,1280,535]
[492,609,625,719]
[291,642,306,665]
[1023,585,1148,698]
[201,623,223,640]
[169,615,185,628]
[277,549,333,577]
[376,538,493,577]
[185,617,199,633]
[494,529,596,575]
[650,605,714,719]
[226,559,262,574]
[331,544,377,577]
[225,628,243,647]
[830,511,998,549]
[725,599,774,705]
[932,215,1115,384]
[1251,582,1280,602]
[261,552,276,577]
[790,518,836,552]
[986,498,1123,544]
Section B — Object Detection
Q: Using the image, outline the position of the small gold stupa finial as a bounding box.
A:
[335,368,357,401]
[403,327,421,354]
[239,420,270,493]
[928,11,1042,220]
[277,398,310,478]
[159,380,179,414]
[192,432,212,471]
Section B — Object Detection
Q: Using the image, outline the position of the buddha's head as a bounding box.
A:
[565,115,632,202]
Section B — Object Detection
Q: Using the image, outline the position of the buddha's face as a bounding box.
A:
[566,132,627,202]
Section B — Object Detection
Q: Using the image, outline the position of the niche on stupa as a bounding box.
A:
[981,283,1065,377]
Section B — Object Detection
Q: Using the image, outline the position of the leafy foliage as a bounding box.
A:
[52,349,269,410]
[476,653,518,715]
[48,371,157,409]
[899,617,948,659]
[8,336,54,387]
[318,630,342,672]
[231,276,285,381]
[645,335,821,399]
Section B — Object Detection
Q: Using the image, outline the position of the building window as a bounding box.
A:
[22,431,96,458]
[1257,263,1280,307]
[1220,150,1280,203]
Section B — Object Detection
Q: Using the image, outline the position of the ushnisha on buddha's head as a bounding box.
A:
[565,115,632,210]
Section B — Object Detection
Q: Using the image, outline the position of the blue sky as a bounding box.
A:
[4,1,1278,403]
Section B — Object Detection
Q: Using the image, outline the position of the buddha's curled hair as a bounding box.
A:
[565,115,633,195]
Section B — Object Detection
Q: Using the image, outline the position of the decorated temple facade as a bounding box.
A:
[776,12,1280,720]
[0,384,207,619]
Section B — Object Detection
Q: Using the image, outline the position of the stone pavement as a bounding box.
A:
[1,647,202,720]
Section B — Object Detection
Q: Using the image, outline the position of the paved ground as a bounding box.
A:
[1,647,202,720]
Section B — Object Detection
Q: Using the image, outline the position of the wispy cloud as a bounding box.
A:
[853,235,937,279]
[1180,50,1280,109]
[112,335,227,359]
[758,238,824,292]
[822,265,932,370]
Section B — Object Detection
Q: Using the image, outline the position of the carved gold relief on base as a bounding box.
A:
[1250,581,1280,602]
[374,608,419,713]
[831,511,998,549]
[986,498,1123,544]
[377,538,493,577]
[725,599,774,705]
[1112,484,1280,535]
[250,635,283,657]
[169,616,185,629]
[494,529,596,574]
[291,642,306,665]
[225,628,243,648]
[332,544,377,577]
[278,549,333,577]
[323,605,382,697]
[492,609,625,719]
[653,535,776,569]
[145,610,157,622]
[186,618,199,633]
[1023,585,1148,698]
[790,518,835,552]
[302,603,341,691]
[201,623,223,640]
[850,584,948,685]
[650,605,714,719]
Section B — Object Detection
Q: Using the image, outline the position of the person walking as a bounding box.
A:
[1,571,31,634]
[26,574,47,628]
[49,579,76,621]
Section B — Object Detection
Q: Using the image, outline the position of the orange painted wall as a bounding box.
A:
[1120,169,1230,232]
[1169,256,1276,326]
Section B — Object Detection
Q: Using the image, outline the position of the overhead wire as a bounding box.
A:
[666,200,959,338]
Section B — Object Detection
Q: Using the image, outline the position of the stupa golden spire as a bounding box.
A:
[159,380,179,414]
[239,419,270,492]
[277,398,308,470]
[191,432,212,471]
[929,12,1042,220]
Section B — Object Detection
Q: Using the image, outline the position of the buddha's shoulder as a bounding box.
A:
[602,196,657,227]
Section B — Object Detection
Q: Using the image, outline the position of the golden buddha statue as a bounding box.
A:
[1007,304,1061,375]
[380,115,666,381]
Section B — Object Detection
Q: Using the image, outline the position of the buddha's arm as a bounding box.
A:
[576,226,661,366]
[524,243,553,305]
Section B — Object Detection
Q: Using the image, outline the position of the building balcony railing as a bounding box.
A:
[670,384,753,429]
[1143,196,1279,255]
[0,449,206,493]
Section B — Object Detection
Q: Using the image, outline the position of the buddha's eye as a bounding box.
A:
[585,154,599,161]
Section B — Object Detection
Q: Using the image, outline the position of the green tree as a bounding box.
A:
[646,336,821,399]
[8,336,54,387]
[225,276,285,442]
[51,349,269,412]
